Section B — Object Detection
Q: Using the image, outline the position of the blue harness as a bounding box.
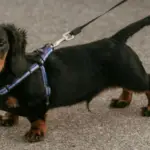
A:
[0,44,53,105]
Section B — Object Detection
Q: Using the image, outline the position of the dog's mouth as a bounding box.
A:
[0,51,8,72]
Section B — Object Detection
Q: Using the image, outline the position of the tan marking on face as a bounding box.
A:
[0,52,8,72]
[6,96,19,108]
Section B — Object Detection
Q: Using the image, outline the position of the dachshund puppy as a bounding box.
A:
[0,16,149,142]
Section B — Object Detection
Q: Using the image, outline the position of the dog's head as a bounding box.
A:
[0,24,27,77]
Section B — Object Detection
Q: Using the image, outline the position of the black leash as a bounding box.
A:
[52,0,128,48]
[70,0,128,36]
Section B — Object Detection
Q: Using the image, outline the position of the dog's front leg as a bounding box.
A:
[25,114,47,142]
[0,112,19,126]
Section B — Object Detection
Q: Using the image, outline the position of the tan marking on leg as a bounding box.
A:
[119,89,132,102]
[25,120,47,142]
[31,120,47,134]
[6,96,19,108]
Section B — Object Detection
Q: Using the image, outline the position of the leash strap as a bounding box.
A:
[52,0,127,48]
[70,0,127,36]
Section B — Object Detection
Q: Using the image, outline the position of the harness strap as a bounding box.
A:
[33,45,53,106]
[0,64,40,95]
[40,66,51,106]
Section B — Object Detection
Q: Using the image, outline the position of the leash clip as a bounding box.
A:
[52,31,74,48]
[52,37,65,48]
[63,31,74,41]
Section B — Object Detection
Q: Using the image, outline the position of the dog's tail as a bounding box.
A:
[111,15,150,43]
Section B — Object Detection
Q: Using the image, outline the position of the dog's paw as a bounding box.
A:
[24,120,46,142]
[141,107,150,117]
[109,99,130,108]
[0,113,19,126]
[24,129,45,142]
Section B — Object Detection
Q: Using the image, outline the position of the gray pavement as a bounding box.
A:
[0,0,150,150]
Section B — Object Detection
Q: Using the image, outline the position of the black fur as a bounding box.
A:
[0,15,150,142]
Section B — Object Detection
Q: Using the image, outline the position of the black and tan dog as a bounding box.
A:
[0,15,149,142]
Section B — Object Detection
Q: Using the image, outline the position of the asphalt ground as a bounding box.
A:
[0,0,150,150]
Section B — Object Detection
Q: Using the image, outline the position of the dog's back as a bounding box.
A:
[45,15,150,108]
[45,39,114,106]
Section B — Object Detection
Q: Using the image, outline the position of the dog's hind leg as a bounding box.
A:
[141,92,150,116]
[110,89,133,108]
[109,49,149,111]
[142,76,150,117]
[0,112,19,126]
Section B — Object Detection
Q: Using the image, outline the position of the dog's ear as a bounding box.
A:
[10,55,28,77]
[2,24,27,55]
[3,24,28,77]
